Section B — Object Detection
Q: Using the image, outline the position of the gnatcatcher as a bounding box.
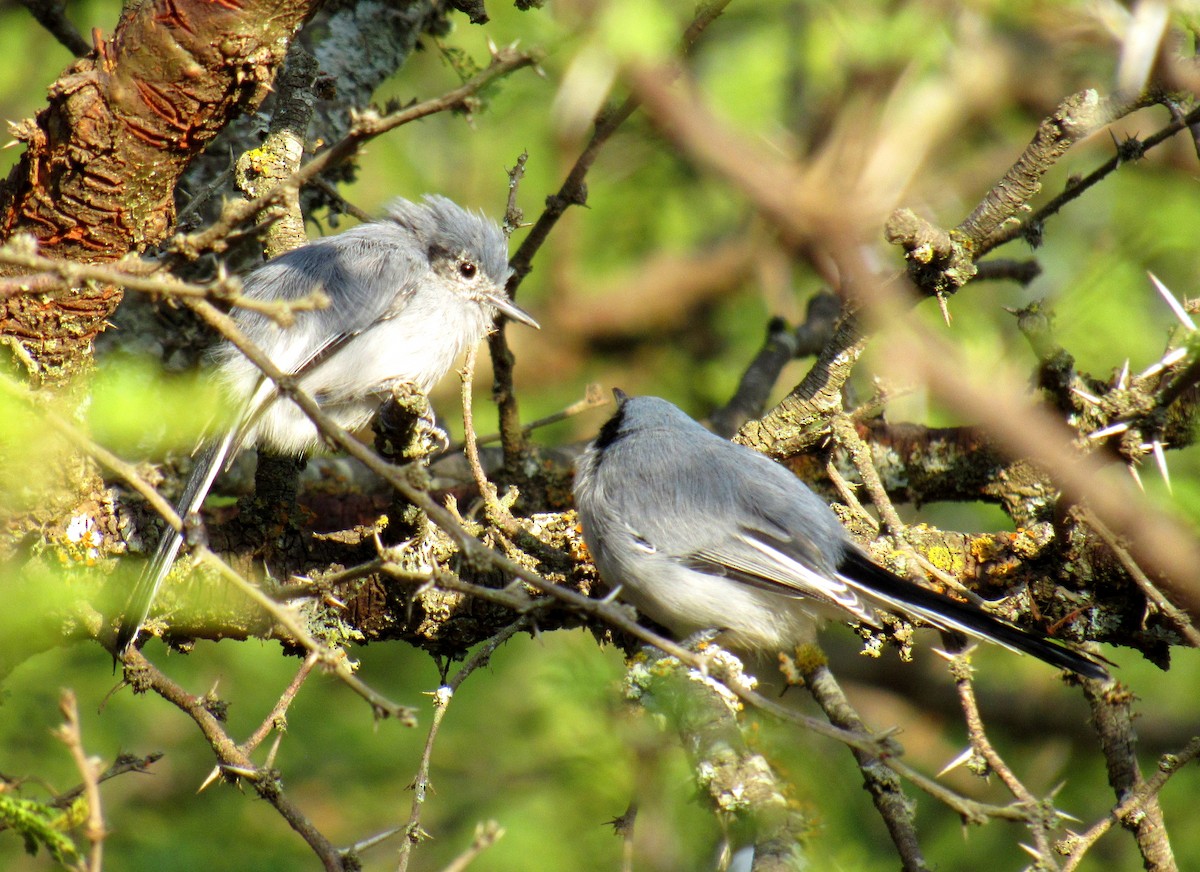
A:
[117,195,538,654]
[574,392,1107,679]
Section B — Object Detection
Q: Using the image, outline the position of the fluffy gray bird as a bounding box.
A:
[117,195,538,653]
[574,392,1108,679]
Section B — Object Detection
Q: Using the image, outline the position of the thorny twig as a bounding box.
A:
[959,90,1157,250]
[975,98,1200,257]
[195,651,320,798]
[127,649,348,872]
[760,653,1054,826]
[948,654,1061,869]
[0,753,161,825]
[396,618,529,871]
[179,285,1088,833]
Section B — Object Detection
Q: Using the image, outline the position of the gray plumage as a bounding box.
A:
[117,195,538,654]
[574,393,1108,679]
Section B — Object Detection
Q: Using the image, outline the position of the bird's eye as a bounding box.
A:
[458,260,477,279]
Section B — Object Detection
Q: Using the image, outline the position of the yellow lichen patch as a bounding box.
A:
[789,642,828,674]
[970,535,1005,563]
[54,513,102,567]
[925,544,963,575]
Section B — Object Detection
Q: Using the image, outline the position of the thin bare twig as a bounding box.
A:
[396,618,529,871]
[1081,510,1200,647]
[1061,736,1200,871]
[0,243,326,324]
[172,46,537,261]
[436,821,505,872]
[830,415,906,536]
[767,653,1042,826]
[445,383,609,453]
[798,659,930,872]
[242,652,319,753]
[489,0,735,463]
[53,690,105,872]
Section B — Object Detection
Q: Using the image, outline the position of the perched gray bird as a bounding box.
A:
[574,392,1108,679]
[117,195,538,653]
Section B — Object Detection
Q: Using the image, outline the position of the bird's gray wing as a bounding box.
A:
[227,232,425,450]
[244,231,424,380]
[682,513,879,625]
[621,439,880,625]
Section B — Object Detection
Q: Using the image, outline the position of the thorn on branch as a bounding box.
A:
[884,208,977,297]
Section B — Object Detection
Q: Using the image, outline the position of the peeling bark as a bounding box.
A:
[0,0,320,378]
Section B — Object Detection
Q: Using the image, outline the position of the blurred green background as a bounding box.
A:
[3,0,1200,870]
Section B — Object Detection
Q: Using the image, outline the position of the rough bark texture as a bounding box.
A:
[0,0,320,665]
[735,315,866,458]
[0,0,320,380]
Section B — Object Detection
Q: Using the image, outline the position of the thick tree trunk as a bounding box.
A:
[0,0,321,663]
[0,0,321,380]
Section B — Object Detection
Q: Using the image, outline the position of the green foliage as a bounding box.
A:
[3,1,1200,871]
[0,792,81,866]
[87,354,231,455]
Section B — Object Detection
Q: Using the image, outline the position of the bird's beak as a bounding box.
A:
[486,291,540,330]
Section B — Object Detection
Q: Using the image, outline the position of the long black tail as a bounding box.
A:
[115,433,234,655]
[837,548,1109,680]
